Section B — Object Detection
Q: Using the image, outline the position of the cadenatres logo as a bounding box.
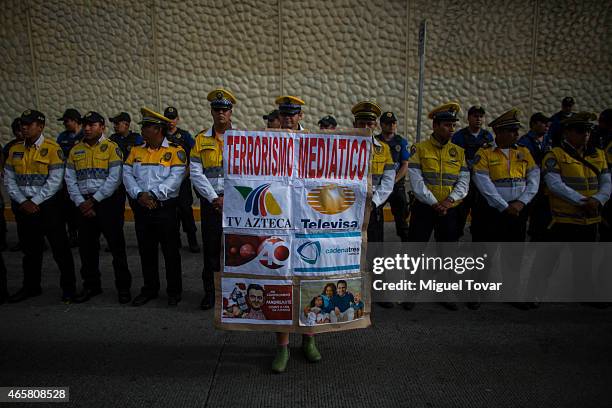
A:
[306,184,355,215]
[234,183,282,216]
[296,241,321,264]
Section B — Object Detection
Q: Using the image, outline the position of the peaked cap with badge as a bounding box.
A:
[428,102,461,122]
[488,108,522,130]
[207,88,237,109]
[351,101,382,121]
[139,107,172,126]
[276,95,305,115]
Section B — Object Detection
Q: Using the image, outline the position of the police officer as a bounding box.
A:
[472,109,540,304]
[3,118,25,252]
[377,111,410,241]
[57,108,84,247]
[408,102,469,242]
[318,115,338,130]
[191,89,236,310]
[109,112,144,159]
[451,105,494,238]
[164,106,199,253]
[547,96,575,148]
[352,101,396,309]
[603,138,612,241]
[64,111,132,304]
[4,109,76,303]
[542,112,611,241]
[263,110,281,129]
[123,108,186,307]
[590,109,612,150]
[518,112,551,241]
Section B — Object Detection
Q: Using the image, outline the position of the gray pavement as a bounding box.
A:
[1,223,611,407]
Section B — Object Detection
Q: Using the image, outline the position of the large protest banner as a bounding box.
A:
[215,129,372,333]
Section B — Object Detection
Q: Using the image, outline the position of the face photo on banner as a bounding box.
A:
[224,231,292,276]
[299,278,364,327]
[292,231,362,276]
[221,278,293,325]
[223,178,293,230]
[293,180,367,232]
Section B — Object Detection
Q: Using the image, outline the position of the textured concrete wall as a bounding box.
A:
[0,0,610,143]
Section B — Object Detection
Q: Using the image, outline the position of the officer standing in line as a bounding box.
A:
[376,111,410,241]
[164,106,200,253]
[191,89,236,310]
[3,118,25,252]
[4,109,76,303]
[451,106,494,238]
[352,101,396,309]
[590,109,612,150]
[263,110,281,129]
[603,138,612,241]
[472,109,540,305]
[536,113,611,306]
[407,103,469,242]
[64,111,132,304]
[57,108,84,248]
[542,112,611,241]
[109,112,144,159]
[123,108,186,307]
[518,112,551,241]
[547,96,575,148]
[318,115,338,130]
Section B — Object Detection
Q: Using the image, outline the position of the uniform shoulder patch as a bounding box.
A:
[410,145,417,155]
[448,147,458,158]
[177,150,186,163]
[57,149,65,161]
[395,145,401,152]
[163,152,172,161]
[473,154,481,165]
[115,147,123,160]
[544,157,557,170]
[100,143,108,152]
[40,147,48,157]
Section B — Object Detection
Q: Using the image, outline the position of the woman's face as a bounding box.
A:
[325,286,334,297]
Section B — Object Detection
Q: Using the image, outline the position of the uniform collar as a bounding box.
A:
[84,134,106,147]
[205,128,213,136]
[145,137,169,149]
[25,134,44,149]
[429,134,449,148]
[372,136,382,147]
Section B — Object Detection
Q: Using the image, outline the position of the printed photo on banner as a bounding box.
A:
[295,133,371,181]
[223,178,293,230]
[299,278,364,326]
[221,278,293,325]
[223,130,296,181]
[292,232,361,276]
[293,179,367,232]
[224,231,291,276]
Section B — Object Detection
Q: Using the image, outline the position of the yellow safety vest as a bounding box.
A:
[543,146,607,225]
[408,138,466,207]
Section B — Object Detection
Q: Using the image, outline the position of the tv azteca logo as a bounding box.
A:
[226,183,291,228]
[235,183,282,216]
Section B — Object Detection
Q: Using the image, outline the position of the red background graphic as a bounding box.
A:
[262,285,293,320]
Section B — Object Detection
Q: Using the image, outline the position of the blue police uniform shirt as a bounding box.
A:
[376,134,410,182]
[167,128,195,156]
[451,127,494,166]
[57,129,84,156]
[518,131,546,166]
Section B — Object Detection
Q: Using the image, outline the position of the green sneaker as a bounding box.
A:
[271,346,289,373]
[302,336,322,363]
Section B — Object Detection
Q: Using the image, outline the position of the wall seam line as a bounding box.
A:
[278,0,284,95]
[25,0,40,108]
[528,0,539,114]
[152,0,161,111]
[404,0,411,140]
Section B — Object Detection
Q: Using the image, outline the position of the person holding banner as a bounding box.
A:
[270,94,323,373]
[352,101,396,309]
[191,88,236,310]
[123,108,186,307]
